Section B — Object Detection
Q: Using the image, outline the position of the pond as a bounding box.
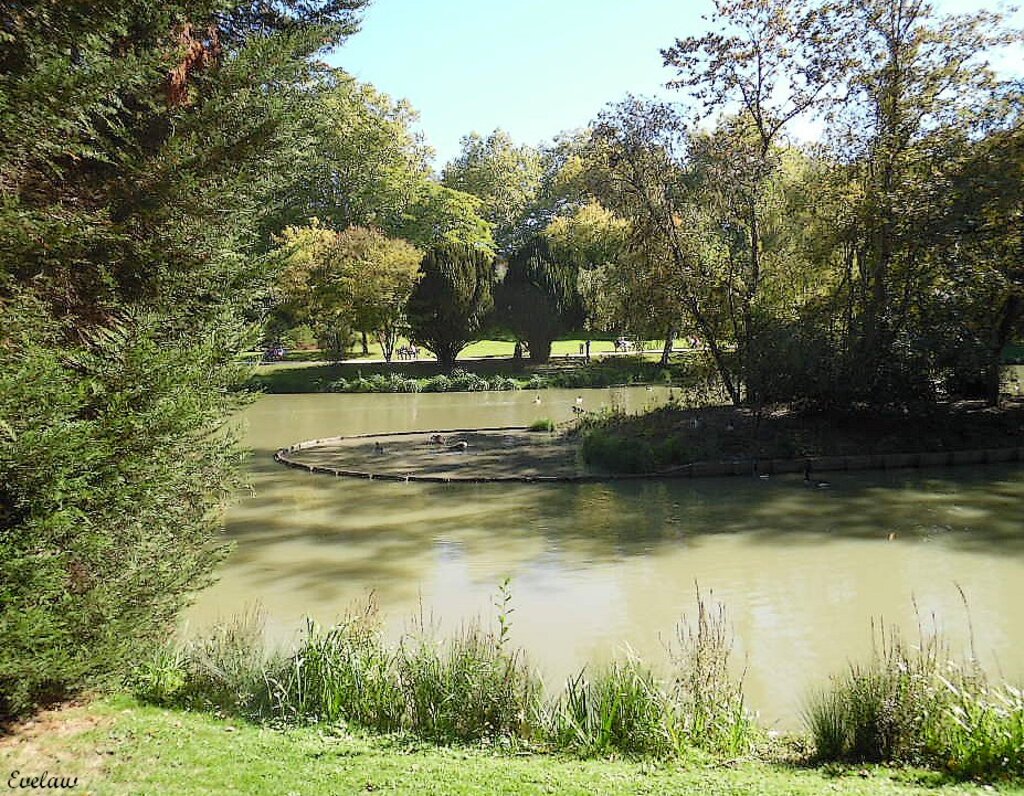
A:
[187,387,1024,730]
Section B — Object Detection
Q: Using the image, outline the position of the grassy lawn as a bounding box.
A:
[250,338,684,364]
[3,697,1013,796]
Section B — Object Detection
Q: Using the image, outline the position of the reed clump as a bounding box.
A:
[805,618,1024,780]
[544,592,755,758]
[131,590,755,759]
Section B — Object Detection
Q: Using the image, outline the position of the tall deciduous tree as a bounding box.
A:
[589,98,752,404]
[662,0,848,402]
[405,244,495,368]
[277,224,422,362]
[441,130,543,254]
[827,0,1018,399]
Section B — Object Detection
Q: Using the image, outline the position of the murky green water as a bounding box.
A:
[188,388,1024,730]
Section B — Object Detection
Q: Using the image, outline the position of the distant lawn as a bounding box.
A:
[249,337,692,364]
[1,697,995,796]
[245,340,697,393]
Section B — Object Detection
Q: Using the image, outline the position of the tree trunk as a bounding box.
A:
[660,329,674,366]
[379,328,396,363]
[361,331,369,356]
[986,292,1022,406]
[436,342,462,371]
[528,337,552,364]
[513,340,523,361]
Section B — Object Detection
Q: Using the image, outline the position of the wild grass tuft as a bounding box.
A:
[264,603,403,730]
[806,613,1024,781]
[804,621,950,764]
[668,594,756,756]
[397,618,541,743]
[130,607,275,716]
[545,591,754,758]
[926,678,1024,780]
[546,656,674,757]
[528,418,555,432]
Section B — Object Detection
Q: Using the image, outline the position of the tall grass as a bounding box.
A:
[805,621,947,763]
[131,607,275,716]
[930,679,1024,779]
[132,590,753,760]
[668,595,756,756]
[398,619,541,742]
[805,615,1024,780]
[545,592,755,758]
[547,656,675,757]
[264,605,403,730]
[133,593,540,744]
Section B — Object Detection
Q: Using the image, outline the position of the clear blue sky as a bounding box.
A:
[329,0,1023,169]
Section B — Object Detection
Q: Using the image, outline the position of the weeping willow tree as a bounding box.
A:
[0,0,368,716]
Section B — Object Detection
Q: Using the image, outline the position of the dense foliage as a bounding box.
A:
[406,244,496,368]
[0,0,369,715]
[275,223,422,361]
[569,0,1023,408]
[491,237,585,363]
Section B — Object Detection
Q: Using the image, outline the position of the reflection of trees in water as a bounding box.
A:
[217,454,1024,611]
[194,455,1024,724]
[524,469,1024,561]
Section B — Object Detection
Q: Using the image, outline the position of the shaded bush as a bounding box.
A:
[580,428,656,473]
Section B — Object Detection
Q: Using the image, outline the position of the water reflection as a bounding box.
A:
[187,390,1024,729]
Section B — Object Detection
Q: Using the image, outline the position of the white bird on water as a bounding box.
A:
[534,395,542,405]
[576,396,583,405]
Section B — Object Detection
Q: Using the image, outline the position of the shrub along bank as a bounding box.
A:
[246,357,690,394]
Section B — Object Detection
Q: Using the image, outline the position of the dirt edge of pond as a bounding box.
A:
[274,426,1024,483]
